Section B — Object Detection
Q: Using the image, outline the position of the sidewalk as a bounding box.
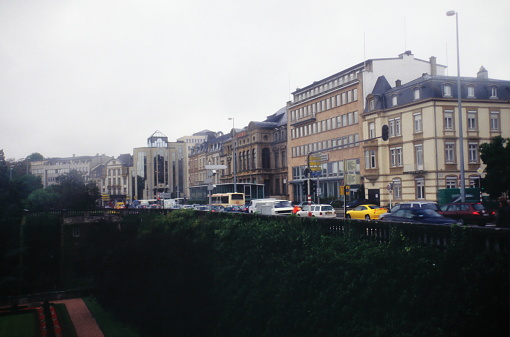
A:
[54,298,104,337]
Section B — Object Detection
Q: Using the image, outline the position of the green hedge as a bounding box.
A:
[87,211,508,337]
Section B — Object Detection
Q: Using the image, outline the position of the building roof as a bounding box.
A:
[365,72,510,113]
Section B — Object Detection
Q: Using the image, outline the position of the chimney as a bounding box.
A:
[395,79,402,87]
[477,66,488,79]
[430,56,437,76]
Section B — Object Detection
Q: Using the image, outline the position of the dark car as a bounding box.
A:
[381,208,460,225]
[439,202,495,226]
[345,199,371,209]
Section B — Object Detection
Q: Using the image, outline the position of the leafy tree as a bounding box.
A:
[25,152,44,161]
[25,188,60,211]
[479,136,510,198]
[51,170,100,209]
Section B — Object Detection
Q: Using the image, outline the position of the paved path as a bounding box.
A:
[54,298,104,337]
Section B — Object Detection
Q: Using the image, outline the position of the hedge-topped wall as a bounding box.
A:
[8,211,510,336]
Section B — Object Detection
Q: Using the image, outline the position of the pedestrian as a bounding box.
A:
[495,196,510,227]
[292,204,301,214]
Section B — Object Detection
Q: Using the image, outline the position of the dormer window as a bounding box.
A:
[391,95,398,106]
[368,98,375,110]
[413,88,420,100]
[490,86,498,99]
[467,85,475,98]
[443,84,452,97]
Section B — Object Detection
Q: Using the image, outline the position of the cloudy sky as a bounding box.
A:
[1,0,509,160]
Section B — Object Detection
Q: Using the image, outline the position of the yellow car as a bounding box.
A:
[346,204,388,220]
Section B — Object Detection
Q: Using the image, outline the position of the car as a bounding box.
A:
[379,201,439,220]
[438,202,495,226]
[224,205,243,212]
[346,204,388,220]
[381,208,460,225]
[296,204,336,218]
[210,205,225,212]
[345,199,370,209]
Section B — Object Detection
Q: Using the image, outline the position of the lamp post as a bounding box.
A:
[228,117,237,192]
[447,10,466,202]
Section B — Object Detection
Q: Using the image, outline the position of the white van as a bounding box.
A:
[254,200,294,216]
[248,198,276,213]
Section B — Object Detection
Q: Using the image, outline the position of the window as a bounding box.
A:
[369,98,375,110]
[490,86,498,99]
[416,178,425,199]
[444,110,454,130]
[467,111,477,130]
[365,150,376,169]
[414,113,422,133]
[468,143,478,163]
[413,88,420,100]
[369,122,375,138]
[467,85,475,98]
[445,142,455,163]
[443,84,452,97]
[391,95,398,106]
[388,117,402,137]
[446,176,457,189]
[392,179,402,200]
[390,147,403,167]
[415,144,424,170]
[490,111,500,131]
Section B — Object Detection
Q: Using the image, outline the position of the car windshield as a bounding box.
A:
[275,201,293,208]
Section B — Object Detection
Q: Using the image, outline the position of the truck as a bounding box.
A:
[254,199,294,215]
[163,199,182,209]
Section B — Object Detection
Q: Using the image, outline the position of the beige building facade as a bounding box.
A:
[363,69,510,205]
[287,51,446,204]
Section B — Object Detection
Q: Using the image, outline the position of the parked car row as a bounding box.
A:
[172,199,498,226]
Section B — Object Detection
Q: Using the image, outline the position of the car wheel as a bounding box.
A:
[346,214,351,219]
[365,215,371,220]
[458,218,465,226]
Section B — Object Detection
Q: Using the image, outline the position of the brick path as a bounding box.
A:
[54,298,104,337]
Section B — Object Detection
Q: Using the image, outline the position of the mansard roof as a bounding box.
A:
[365,73,510,113]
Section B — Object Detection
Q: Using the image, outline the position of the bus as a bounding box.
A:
[211,193,245,207]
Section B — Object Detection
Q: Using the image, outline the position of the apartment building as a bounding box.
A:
[221,107,288,198]
[362,67,510,205]
[287,51,447,203]
[31,154,111,188]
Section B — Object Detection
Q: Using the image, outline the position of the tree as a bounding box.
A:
[51,170,100,209]
[479,136,510,198]
[26,188,60,211]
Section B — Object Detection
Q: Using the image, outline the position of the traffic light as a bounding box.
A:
[310,180,317,195]
[303,180,309,195]
[382,124,389,141]
[340,186,345,195]
[345,185,350,195]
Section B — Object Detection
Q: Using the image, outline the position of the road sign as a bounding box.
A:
[311,170,321,177]
[205,165,227,170]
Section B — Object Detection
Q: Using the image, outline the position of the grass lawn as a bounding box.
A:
[0,311,39,337]
[83,297,139,337]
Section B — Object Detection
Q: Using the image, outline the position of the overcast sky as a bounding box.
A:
[1,0,509,160]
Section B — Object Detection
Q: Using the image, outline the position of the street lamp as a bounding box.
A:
[447,10,466,202]
[228,117,237,192]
